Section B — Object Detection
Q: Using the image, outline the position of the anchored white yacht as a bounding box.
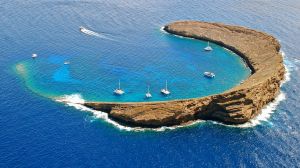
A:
[204,72,215,78]
[114,80,125,95]
[32,53,38,59]
[204,41,213,51]
[64,61,70,65]
[161,80,171,95]
[145,85,152,98]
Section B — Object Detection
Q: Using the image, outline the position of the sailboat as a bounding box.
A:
[204,41,213,51]
[32,53,38,59]
[145,85,152,98]
[204,71,215,78]
[161,80,171,95]
[114,80,125,95]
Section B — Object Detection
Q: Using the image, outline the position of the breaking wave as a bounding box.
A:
[55,94,204,132]
[214,92,286,128]
[160,26,195,40]
[213,50,290,128]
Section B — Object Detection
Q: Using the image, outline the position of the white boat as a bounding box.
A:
[204,41,213,51]
[79,26,99,37]
[79,26,95,35]
[64,61,70,65]
[114,80,125,95]
[161,80,171,95]
[79,26,87,32]
[145,85,152,98]
[204,72,215,78]
[32,53,38,59]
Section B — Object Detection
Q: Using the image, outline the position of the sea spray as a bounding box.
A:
[219,92,286,128]
[160,26,196,40]
[55,94,135,131]
[56,94,85,104]
[213,51,290,128]
[55,94,205,132]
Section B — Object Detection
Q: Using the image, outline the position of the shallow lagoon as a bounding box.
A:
[16,30,250,102]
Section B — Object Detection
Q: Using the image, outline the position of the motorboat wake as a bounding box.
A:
[79,26,114,41]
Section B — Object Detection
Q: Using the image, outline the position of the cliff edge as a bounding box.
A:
[84,21,285,128]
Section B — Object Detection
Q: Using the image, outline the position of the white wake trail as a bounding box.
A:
[80,27,115,41]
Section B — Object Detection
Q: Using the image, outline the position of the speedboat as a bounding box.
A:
[79,26,94,35]
[161,80,171,95]
[204,41,213,51]
[145,85,152,98]
[79,26,87,32]
[114,80,125,95]
[32,53,38,59]
[204,72,215,78]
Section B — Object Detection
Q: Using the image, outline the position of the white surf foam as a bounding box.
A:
[55,94,204,132]
[160,26,196,40]
[212,50,290,128]
[55,94,135,131]
[216,92,286,128]
[160,26,167,34]
[281,51,292,84]
[56,93,85,104]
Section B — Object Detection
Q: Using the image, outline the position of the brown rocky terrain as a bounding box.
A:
[84,21,285,128]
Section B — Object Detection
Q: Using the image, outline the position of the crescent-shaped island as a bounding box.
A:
[83,21,285,128]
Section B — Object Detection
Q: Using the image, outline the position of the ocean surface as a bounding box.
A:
[1,0,300,167]
[13,10,250,102]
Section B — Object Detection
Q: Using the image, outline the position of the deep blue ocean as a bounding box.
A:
[1,0,300,167]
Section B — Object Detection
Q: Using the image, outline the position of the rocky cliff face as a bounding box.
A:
[84,21,285,128]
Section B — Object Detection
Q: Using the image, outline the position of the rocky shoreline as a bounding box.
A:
[84,21,285,128]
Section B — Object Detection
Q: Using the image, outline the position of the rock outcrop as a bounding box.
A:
[84,21,285,128]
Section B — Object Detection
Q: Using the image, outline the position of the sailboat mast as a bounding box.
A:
[118,80,121,90]
[166,80,168,90]
[148,85,150,93]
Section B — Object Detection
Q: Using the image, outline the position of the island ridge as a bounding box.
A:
[83,21,285,128]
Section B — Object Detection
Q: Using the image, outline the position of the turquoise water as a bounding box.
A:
[16,28,250,102]
[1,0,300,167]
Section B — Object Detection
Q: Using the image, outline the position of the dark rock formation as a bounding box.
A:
[84,21,285,128]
